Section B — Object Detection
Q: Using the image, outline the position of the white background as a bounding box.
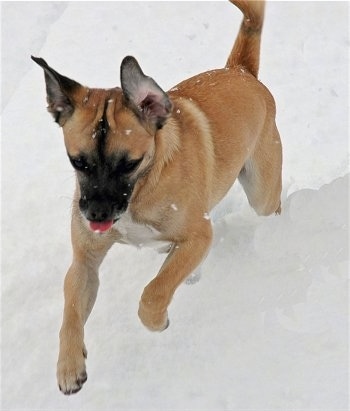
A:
[1,1,349,410]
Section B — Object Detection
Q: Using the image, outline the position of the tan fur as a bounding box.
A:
[35,0,282,394]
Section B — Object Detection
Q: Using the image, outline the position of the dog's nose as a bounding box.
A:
[80,198,113,222]
[88,209,109,222]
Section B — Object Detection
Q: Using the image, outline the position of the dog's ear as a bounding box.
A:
[120,56,172,130]
[31,56,82,126]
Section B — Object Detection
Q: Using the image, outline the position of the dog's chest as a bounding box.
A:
[114,211,171,252]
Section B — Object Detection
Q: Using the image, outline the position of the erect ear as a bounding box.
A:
[31,56,82,126]
[120,56,172,130]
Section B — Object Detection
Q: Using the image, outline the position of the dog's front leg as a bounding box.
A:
[57,222,114,395]
[56,261,95,395]
[139,222,213,331]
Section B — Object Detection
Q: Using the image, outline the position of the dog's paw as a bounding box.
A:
[138,303,169,332]
[57,346,87,395]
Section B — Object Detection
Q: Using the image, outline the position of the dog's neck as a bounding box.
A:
[136,114,180,190]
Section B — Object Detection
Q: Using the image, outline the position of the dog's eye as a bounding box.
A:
[70,157,89,172]
[117,157,143,174]
[125,159,142,172]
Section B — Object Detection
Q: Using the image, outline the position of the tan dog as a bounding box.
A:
[32,0,281,395]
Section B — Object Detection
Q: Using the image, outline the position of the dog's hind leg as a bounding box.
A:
[239,122,282,216]
[227,1,282,216]
[57,212,114,395]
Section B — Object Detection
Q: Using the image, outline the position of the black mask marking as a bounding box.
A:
[70,100,142,222]
[95,99,109,159]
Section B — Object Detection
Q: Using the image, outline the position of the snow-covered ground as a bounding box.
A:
[1,1,349,410]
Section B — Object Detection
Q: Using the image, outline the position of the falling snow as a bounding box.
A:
[1,2,348,410]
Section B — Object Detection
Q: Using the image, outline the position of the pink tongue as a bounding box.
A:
[89,221,113,232]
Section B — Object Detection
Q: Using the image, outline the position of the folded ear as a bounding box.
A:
[31,56,82,126]
[120,56,172,130]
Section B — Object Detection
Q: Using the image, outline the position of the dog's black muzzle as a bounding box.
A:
[75,161,136,225]
[79,193,129,224]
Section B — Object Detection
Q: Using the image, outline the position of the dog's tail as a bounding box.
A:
[225,0,265,78]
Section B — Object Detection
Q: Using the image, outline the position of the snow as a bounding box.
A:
[1,1,349,410]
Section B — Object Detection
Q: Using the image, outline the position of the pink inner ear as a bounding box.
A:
[123,69,172,126]
[134,86,150,106]
[133,77,163,107]
[140,95,170,118]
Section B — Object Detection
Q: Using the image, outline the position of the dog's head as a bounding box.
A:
[32,56,173,231]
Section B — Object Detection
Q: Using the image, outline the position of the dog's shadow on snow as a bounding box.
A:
[192,174,348,336]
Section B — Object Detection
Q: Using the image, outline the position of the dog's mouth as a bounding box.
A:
[89,217,120,233]
[89,220,114,233]
[79,195,128,233]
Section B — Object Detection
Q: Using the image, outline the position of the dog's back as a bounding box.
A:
[166,0,281,215]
